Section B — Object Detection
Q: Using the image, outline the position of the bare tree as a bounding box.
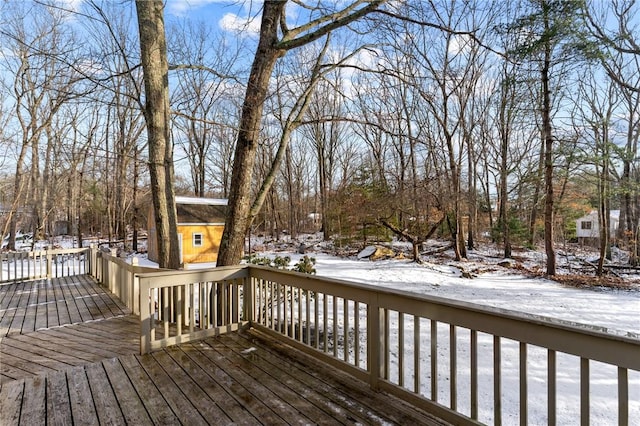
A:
[508,0,584,275]
[399,0,481,260]
[217,0,388,266]
[1,2,81,249]
[170,20,241,197]
[572,70,618,274]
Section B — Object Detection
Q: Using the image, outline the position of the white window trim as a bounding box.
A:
[193,233,204,247]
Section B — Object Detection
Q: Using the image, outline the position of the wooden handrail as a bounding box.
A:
[0,247,90,283]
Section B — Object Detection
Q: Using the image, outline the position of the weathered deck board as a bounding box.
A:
[33,279,49,331]
[151,350,234,423]
[223,331,393,424]
[186,338,315,424]
[118,354,180,424]
[0,378,23,425]
[46,370,73,425]
[175,344,288,424]
[204,336,338,423]
[67,365,100,426]
[136,350,210,425]
[0,315,140,384]
[20,375,46,425]
[1,335,83,368]
[226,329,444,426]
[163,346,265,424]
[84,362,127,425]
[100,357,154,425]
[0,281,25,335]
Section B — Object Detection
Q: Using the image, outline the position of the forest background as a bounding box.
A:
[0,0,638,277]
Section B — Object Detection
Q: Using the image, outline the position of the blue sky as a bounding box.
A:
[164,0,262,34]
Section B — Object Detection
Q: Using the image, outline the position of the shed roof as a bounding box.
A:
[175,196,228,206]
[576,210,621,221]
[175,197,228,225]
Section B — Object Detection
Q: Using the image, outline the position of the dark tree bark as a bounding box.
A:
[380,219,423,263]
[135,0,181,269]
[541,3,556,276]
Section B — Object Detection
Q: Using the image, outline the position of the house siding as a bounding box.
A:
[178,224,224,263]
[575,210,620,245]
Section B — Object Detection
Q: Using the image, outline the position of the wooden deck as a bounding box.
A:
[0,274,130,337]
[0,276,448,425]
[1,275,138,384]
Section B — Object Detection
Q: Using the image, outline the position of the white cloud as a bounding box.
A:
[219,12,261,35]
[448,34,473,55]
[55,0,83,12]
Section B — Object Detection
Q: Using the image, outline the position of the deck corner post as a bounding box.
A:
[133,272,140,315]
[367,295,385,391]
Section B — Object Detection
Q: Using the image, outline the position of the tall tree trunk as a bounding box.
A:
[528,138,544,247]
[132,149,139,252]
[447,135,464,261]
[135,0,180,269]
[466,129,476,251]
[499,84,512,258]
[217,1,285,266]
[542,5,556,276]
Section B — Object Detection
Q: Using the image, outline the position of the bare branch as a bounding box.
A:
[168,63,241,82]
[277,0,387,51]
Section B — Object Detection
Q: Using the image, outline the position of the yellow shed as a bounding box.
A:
[147,196,228,265]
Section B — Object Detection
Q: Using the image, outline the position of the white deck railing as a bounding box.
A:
[92,247,160,315]
[0,247,90,283]
[4,249,635,425]
[136,265,639,426]
[250,266,640,425]
[137,266,248,354]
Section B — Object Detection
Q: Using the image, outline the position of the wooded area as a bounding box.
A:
[0,1,638,274]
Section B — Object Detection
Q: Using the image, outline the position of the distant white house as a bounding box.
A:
[576,210,620,244]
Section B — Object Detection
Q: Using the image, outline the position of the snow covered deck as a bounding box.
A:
[0,275,446,425]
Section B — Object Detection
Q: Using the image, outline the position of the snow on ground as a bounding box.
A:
[309,252,640,335]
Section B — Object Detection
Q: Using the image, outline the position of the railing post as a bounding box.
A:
[89,244,96,277]
[46,247,52,278]
[139,276,151,354]
[101,250,108,286]
[367,294,385,391]
[131,257,139,314]
[110,248,118,296]
[244,267,254,323]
